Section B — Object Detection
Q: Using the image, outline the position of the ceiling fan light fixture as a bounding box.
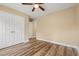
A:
[22,3,45,12]
[33,4,39,8]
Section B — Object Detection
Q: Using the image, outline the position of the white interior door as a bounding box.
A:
[29,22,33,38]
[0,11,25,49]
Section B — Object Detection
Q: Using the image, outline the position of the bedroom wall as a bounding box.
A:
[77,5,79,49]
[34,5,79,49]
[0,5,29,49]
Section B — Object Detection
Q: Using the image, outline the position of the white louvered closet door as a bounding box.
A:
[0,11,25,49]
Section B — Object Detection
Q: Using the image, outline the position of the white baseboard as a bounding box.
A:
[37,37,79,53]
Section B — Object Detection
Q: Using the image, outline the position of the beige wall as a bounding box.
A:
[77,5,79,49]
[77,5,79,35]
[0,5,29,42]
[34,5,79,49]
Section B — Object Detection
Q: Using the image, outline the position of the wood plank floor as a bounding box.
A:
[0,40,78,56]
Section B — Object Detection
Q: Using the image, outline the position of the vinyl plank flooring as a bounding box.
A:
[23,42,48,56]
[72,48,78,56]
[66,47,75,56]
[33,43,52,56]
[55,45,65,56]
[0,40,78,56]
[45,44,59,56]
[13,40,43,56]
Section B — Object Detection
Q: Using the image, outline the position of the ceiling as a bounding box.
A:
[0,3,76,19]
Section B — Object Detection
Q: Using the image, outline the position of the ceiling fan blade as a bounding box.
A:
[38,3,44,4]
[34,3,43,4]
[39,6,45,11]
[32,7,35,12]
[22,3,33,5]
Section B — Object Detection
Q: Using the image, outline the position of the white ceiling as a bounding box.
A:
[0,3,76,19]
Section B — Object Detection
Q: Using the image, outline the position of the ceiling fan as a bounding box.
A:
[22,3,45,12]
